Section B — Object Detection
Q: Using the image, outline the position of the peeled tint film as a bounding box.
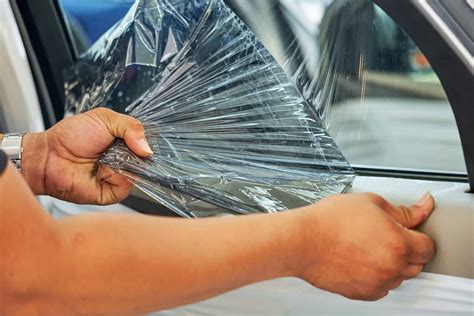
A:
[64,0,355,218]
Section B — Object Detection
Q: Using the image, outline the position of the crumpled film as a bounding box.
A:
[64,0,355,218]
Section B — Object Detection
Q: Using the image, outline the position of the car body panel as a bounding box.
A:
[40,176,474,279]
[157,273,472,315]
[0,0,44,133]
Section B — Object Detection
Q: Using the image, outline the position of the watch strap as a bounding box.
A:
[0,133,25,171]
[0,150,7,176]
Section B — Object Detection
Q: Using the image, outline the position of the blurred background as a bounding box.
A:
[59,0,467,174]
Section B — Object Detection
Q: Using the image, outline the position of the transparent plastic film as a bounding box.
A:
[65,0,355,218]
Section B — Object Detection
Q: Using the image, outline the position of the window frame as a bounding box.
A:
[10,0,474,192]
[374,0,474,192]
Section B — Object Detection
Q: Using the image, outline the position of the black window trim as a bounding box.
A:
[10,0,474,193]
[10,0,74,127]
[374,0,474,192]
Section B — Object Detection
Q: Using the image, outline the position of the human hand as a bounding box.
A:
[22,108,153,205]
[295,193,435,301]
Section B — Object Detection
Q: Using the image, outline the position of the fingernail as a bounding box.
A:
[138,138,153,155]
[415,191,431,207]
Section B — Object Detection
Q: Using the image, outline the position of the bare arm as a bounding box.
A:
[0,160,303,315]
[0,109,435,315]
[0,161,435,315]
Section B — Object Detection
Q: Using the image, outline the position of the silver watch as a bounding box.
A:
[0,133,25,171]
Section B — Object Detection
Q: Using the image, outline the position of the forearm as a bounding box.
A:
[1,156,306,315]
[33,211,305,315]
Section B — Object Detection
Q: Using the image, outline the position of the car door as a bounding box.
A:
[2,0,473,314]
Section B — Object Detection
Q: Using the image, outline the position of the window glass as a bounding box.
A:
[59,0,467,174]
[226,0,467,174]
[60,0,135,55]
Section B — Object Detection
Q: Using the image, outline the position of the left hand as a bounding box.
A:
[22,108,153,205]
[294,193,435,301]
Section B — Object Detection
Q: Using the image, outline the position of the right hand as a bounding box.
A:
[22,108,153,205]
[296,193,435,301]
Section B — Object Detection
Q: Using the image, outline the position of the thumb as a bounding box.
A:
[90,108,153,158]
[385,193,435,229]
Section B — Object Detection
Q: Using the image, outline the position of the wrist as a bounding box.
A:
[290,205,322,279]
[271,209,317,279]
[22,132,49,195]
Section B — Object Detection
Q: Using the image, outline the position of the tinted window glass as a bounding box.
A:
[60,0,467,174]
[60,0,135,55]
[227,0,466,174]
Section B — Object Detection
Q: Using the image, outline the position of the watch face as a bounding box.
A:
[0,150,8,176]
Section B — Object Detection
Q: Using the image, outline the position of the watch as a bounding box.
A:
[0,133,25,171]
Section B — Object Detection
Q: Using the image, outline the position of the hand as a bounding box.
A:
[22,108,153,205]
[295,193,435,301]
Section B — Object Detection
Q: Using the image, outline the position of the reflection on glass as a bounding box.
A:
[59,0,135,55]
[64,0,355,218]
[60,0,466,173]
[227,0,466,173]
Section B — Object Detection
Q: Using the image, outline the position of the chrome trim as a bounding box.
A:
[467,0,474,10]
[415,0,473,74]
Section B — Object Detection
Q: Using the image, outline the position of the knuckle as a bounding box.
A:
[398,205,414,224]
[414,265,424,277]
[128,119,145,132]
[91,107,112,116]
[388,236,410,259]
[362,193,386,206]
[416,235,435,262]
[367,284,390,300]
[393,279,403,289]
[132,120,145,130]
[364,295,382,302]
[380,269,397,282]
[367,282,382,294]
[346,285,388,302]
[344,292,362,301]
[362,289,386,301]
[343,288,369,301]
[426,237,436,258]
[376,291,390,301]
[362,192,380,200]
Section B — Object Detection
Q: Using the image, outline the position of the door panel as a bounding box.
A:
[348,176,473,279]
[157,176,473,315]
[157,273,472,315]
[43,176,474,279]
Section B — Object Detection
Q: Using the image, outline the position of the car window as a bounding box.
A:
[59,0,467,175]
[60,0,135,55]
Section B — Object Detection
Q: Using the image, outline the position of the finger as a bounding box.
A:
[98,166,132,190]
[387,278,403,290]
[91,108,153,158]
[383,193,435,229]
[97,183,132,205]
[97,174,133,205]
[362,291,389,302]
[405,229,436,264]
[400,264,424,279]
[97,165,115,182]
[362,193,390,209]
[104,172,132,188]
